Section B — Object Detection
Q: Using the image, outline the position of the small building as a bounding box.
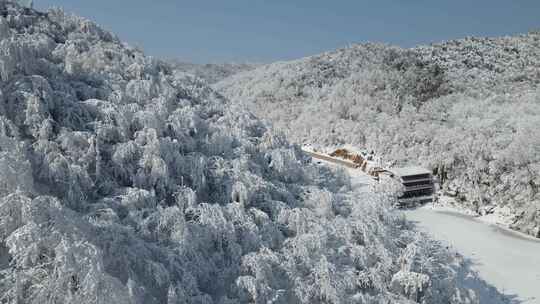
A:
[388,166,434,207]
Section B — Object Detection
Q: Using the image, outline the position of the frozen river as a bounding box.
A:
[404,207,540,303]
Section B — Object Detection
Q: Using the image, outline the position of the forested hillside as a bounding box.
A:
[216,32,540,237]
[170,61,258,84]
[0,2,504,303]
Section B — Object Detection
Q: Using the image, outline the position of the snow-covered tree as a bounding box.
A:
[0,2,507,303]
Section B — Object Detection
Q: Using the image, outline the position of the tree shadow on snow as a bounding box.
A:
[451,254,523,304]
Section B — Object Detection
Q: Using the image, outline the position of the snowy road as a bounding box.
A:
[404,207,540,303]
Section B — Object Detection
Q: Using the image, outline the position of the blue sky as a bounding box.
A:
[35,0,540,63]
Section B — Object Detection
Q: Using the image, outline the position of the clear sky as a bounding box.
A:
[35,0,540,64]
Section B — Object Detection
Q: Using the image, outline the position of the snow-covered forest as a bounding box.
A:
[0,2,510,303]
[216,32,540,238]
[169,61,258,84]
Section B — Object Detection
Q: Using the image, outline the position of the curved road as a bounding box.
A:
[404,207,540,303]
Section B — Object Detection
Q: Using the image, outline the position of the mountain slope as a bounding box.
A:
[216,32,540,238]
[170,61,259,84]
[0,2,503,303]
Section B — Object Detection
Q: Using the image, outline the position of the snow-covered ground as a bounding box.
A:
[404,206,540,303]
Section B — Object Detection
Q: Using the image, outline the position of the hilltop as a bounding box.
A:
[216,32,540,238]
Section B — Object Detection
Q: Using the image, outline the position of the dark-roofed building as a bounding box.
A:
[389,166,434,206]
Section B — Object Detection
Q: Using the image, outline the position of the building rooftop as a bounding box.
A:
[388,166,431,177]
